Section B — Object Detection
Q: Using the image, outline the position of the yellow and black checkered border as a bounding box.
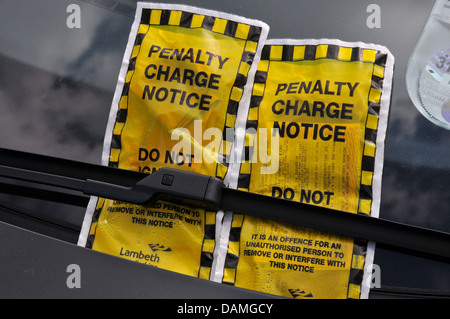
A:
[140,8,263,41]
[85,197,106,249]
[198,210,218,280]
[235,56,266,192]
[221,213,244,285]
[346,239,369,299]
[107,23,147,169]
[232,43,389,298]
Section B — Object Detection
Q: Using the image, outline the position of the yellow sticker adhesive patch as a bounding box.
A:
[220,39,394,299]
[79,3,269,280]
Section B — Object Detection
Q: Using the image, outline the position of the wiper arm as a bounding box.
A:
[0,164,224,210]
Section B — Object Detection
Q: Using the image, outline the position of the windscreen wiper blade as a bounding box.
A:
[0,149,449,263]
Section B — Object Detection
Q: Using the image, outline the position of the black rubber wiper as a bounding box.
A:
[0,148,449,263]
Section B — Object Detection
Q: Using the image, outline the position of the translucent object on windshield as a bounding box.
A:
[406,0,450,130]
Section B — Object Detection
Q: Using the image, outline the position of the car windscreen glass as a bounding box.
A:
[0,0,448,295]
